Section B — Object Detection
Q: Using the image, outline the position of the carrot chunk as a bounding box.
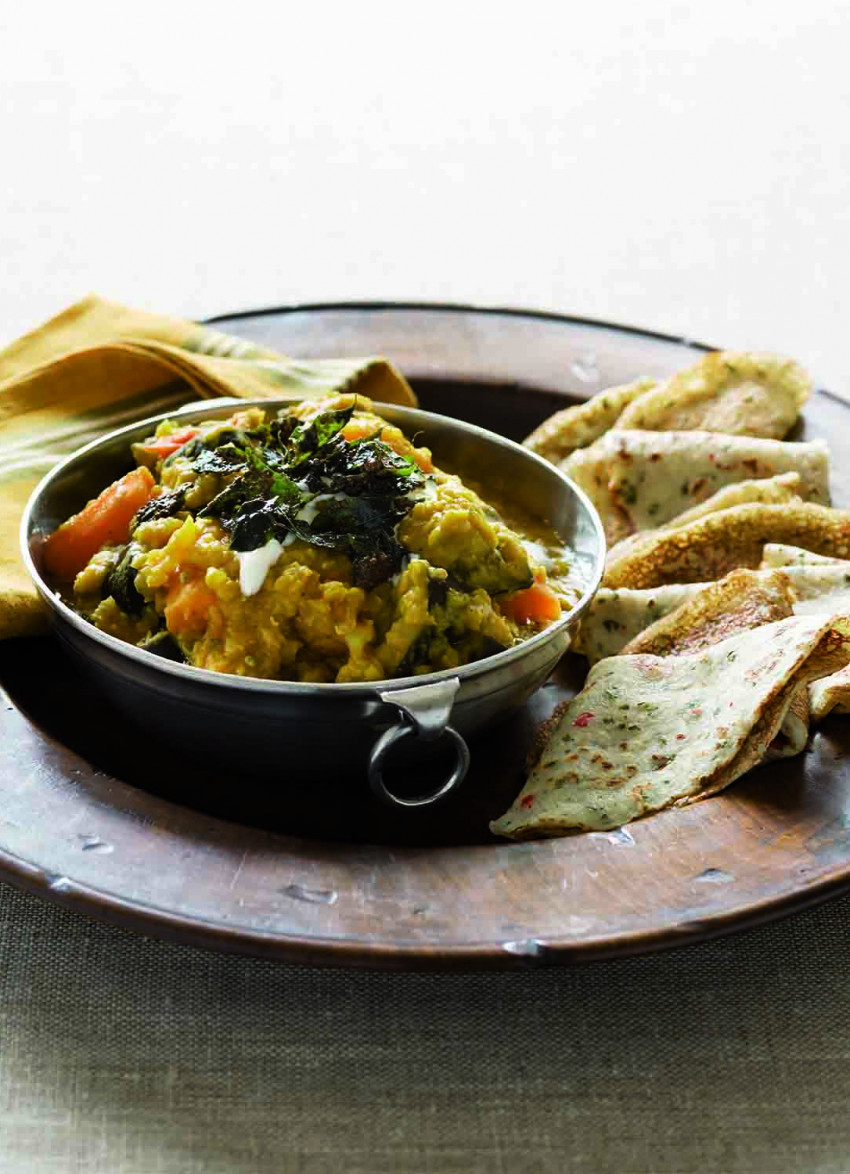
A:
[499,581,562,626]
[139,427,199,460]
[164,576,219,636]
[43,467,156,581]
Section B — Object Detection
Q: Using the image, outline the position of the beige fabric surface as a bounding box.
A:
[2,879,850,1174]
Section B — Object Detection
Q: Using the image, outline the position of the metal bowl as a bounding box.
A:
[21,398,605,809]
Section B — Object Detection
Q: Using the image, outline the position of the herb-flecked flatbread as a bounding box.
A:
[761,543,850,569]
[491,614,850,838]
[563,430,829,545]
[618,569,806,757]
[810,665,850,721]
[577,560,850,664]
[605,472,806,567]
[783,564,850,615]
[657,472,803,528]
[523,351,810,467]
[615,351,811,439]
[574,582,710,664]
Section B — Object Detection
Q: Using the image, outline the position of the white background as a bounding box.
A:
[2,2,849,388]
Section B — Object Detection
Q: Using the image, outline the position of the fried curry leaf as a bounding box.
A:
[288,406,355,461]
[132,486,186,529]
[193,444,248,476]
[195,406,426,586]
[228,499,292,553]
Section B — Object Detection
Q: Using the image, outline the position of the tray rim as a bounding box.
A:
[2,831,850,970]
[205,297,717,353]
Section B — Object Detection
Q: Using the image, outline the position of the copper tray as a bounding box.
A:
[2,302,850,970]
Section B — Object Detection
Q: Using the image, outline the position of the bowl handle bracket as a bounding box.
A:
[368,678,470,808]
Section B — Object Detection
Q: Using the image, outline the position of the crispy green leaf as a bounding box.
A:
[132,486,186,529]
[193,406,426,586]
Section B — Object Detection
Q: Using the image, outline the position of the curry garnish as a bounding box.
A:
[196,405,426,587]
[132,485,187,528]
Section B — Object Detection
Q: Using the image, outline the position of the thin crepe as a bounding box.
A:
[761,543,850,569]
[574,582,709,664]
[578,560,850,663]
[660,471,803,528]
[810,666,850,721]
[603,503,850,590]
[491,614,850,838]
[524,351,810,465]
[563,430,829,545]
[605,472,806,567]
[613,568,840,759]
[596,561,850,756]
[620,569,796,657]
[615,351,811,439]
[523,377,655,462]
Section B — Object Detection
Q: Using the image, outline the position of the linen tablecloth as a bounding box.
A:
[2,880,849,1173]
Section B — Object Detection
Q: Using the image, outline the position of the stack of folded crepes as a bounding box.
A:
[493,350,850,839]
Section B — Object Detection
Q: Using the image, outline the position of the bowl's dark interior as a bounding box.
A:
[5,379,585,847]
[410,377,556,442]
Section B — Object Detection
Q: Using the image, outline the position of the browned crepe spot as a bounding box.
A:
[620,569,796,658]
[603,503,850,590]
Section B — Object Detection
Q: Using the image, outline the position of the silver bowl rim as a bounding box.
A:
[21,398,606,698]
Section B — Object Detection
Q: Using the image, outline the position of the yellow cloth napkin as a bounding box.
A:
[0,295,416,639]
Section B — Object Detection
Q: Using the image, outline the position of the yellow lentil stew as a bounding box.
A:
[42,396,579,683]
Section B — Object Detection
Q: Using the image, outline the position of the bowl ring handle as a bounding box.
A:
[368,677,470,808]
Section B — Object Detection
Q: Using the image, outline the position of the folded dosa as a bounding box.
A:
[523,377,655,463]
[563,431,829,545]
[620,569,796,657]
[761,543,850,569]
[615,352,810,439]
[491,614,850,838]
[575,582,710,664]
[603,503,850,590]
[606,472,806,566]
[524,351,811,467]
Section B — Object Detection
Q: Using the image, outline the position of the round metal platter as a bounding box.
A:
[2,302,850,969]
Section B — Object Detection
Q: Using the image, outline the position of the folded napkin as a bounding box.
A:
[0,295,416,639]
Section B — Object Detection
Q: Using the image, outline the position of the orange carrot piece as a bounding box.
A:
[43,467,156,581]
[139,427,199,460]
[500,581,562,626]
[164,576,219,636]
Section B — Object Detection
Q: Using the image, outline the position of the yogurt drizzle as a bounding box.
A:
[236,535,294,597]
